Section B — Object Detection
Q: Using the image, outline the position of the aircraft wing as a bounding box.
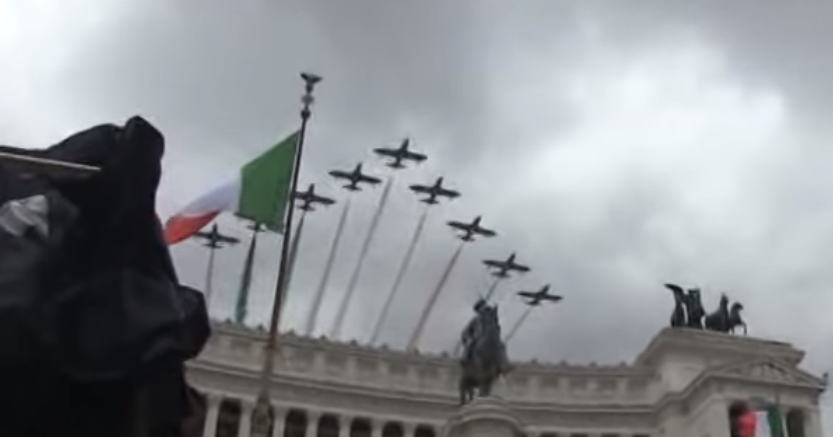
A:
[312,195,335,205]
[373,148,396,157]
[217,234,241,244]
[409,184,431,194]
[329,170,351,180]
[193,231,212,240]
[517,291,538,299]
[447,221,470,231]
[437,187,460,198]
[476,227,497,237]
[359,174,382,185]
[404,151,427,162]
[540,294,564,303]
[483,260,504,268]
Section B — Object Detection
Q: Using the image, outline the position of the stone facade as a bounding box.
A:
[186,323,826,437]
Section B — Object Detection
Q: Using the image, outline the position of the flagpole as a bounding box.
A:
[252,72,321,437]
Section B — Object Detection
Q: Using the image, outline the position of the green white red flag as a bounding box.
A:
[164,131,300,245]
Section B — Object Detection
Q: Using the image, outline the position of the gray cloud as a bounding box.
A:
[4,0,831,422]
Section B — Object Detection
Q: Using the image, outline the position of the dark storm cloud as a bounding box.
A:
[4,0,831,420]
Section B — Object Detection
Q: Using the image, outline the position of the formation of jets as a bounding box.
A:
[329,163,382,191]
[483,252,531,278]
[409,177,460,204]
[321,139,565,313]
[293,183,336,211]
[517,284,563,306]
[447,216,497,242]
[373,139,427,169]
[194,224,240,248]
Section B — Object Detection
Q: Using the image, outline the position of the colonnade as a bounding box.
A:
[199,394,438,437]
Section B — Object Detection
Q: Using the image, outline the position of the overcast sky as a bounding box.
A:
[3,0,831,421]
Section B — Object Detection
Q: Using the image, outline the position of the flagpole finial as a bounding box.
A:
[300,72,323,120]
[301,72,322,88]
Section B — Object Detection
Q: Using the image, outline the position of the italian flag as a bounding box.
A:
[164,131,300,245]
[739,406,785,437]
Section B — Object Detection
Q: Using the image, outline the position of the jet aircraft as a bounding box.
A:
[373,138,427,169]
[329,163,383,191]
[517,284,563,306]
[194,224,241,248]
[483,252,531,278]
[293,183,336,211]
[409,177,460,204]
[447,216,497,241]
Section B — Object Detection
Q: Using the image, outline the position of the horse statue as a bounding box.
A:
[665,283,707,329]
[684,288,705,329]
[458,299,512,405]
[727,302,747,335]
[665,283,687,327]
[705,293,747,334]
[705,293,730,331]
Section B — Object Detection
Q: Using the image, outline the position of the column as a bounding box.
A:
[203,393,223,437]
[238,399,255,437]
[306,411,321,437]
[338,415,353,437]
[271,407,287,437]
[403,423,416,437]
[370,419,383,437]
[803,406,823,437]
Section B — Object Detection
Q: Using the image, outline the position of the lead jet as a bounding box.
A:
[483,252,531,278]
[447,216,497,242]
[409,177,460,204]
[194,224,241,248]
[373,138,427,169]
[329,163,382,191]
[293,183,336,211]
[517,284,563,306]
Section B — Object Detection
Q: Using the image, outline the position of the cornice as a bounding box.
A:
[188,359,660,414]
[635,327,804,367]
[211,321,653,375]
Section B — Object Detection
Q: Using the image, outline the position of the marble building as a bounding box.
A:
[186,322,826,437]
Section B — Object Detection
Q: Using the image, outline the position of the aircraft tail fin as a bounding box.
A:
[344,184,361,192]
[387,162,406,169]
[421,197,439,205]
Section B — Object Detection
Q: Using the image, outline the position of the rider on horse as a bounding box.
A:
[460,298,511,374]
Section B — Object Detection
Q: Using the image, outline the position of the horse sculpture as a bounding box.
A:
[666,284,746,335]
[458,302,511,405]
[666,284,687,328]
[684,288,705,329]
[704,293,747,334]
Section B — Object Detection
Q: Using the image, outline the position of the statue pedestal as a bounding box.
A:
[441,397,524,437]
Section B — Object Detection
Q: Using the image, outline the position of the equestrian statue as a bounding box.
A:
[665,283,746,335]
[458,298,513,405]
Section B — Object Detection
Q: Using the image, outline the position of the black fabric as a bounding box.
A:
[0,117,210,437]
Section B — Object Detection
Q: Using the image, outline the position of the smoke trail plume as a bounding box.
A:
[370,205,430,344]
[407,240,466,351]
[304,198,352,336]
[505,305,534,343]
[330,176,395,339]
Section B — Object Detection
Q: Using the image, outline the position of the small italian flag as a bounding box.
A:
[164,131,300,245]
[739,405,785,437]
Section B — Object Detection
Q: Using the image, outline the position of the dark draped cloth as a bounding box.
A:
[0,117,210,437]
